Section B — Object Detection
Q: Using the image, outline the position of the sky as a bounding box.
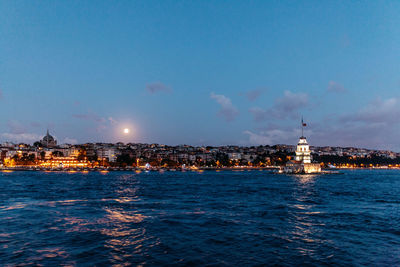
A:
[1,1,400,150]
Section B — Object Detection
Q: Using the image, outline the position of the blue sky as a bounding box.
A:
[1,1,400,150]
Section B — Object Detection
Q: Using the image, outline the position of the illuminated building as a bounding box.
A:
[295,137,311,163]
[39,157,88,168]
[284,118,321,174]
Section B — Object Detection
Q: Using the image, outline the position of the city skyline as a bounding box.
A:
[1,1,400,150]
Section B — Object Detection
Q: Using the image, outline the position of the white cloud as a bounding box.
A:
[249,107,268,122]
[7,120,26,134]
[249,90,309,121]
[285,97,400,149]
[246,89,263,101]
[345,97,400,124]
[245,96,400,150]
[244,127,308,145]
[275,91,308,115]
[0,133,42,144]
[73,111,119,133]
[62,137,78,145]
[210,92,239,122]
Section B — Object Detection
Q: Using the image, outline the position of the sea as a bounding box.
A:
[0,170,399,266]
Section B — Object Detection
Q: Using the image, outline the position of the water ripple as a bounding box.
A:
[0,170,399,265]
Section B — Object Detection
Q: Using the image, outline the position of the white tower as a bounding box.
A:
[295,137,311,163]
[295,117,311,163]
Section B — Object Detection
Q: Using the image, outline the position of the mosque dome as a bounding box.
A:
[40,130,57,147]
[43,133,55,142]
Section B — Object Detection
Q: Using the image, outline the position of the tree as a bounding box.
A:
[116,154,134,167]
[33,141,43,148]
[206,160,217,167]
[215,153,230,166]
[87,153,98,162]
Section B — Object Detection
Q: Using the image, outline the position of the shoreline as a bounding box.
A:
[0,166,278,172]
[0,166,397,173]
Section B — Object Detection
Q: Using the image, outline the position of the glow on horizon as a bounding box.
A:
[112,122,138,143]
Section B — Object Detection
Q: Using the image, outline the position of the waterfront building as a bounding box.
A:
[284,119,321,174]
[39,157,88,168]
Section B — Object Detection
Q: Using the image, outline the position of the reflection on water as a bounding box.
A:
[24,247,72,266]
[293,174,320,184]
[34,248,69,259]
[0,170,399,265]
[287,173,337,262]
[0,203,28,211]
[104,208,146,223]
[101,174,159,266]
[0,172,158,265]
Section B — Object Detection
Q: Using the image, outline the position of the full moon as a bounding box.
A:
[123,128,130,134]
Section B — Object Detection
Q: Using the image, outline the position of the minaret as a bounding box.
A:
[46,129,50,147]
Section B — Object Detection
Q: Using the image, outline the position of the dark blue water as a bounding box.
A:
[1,170,400,266]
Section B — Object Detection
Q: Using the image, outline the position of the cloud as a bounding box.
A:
[72,112,106,123]
[244,127,308,145]
[244,121,395,150]
[0,120,53,144]
[146,82,172,94]
[210,92,239,122]
[244,96,400,150]
[7,120,27,134]
[327,81,346,93]
[275,91,308,115]
[246,89,263,101]
[341,97,400,124]
[249,91,308,121]
[244,130,285,145]
[30,122,42,128]
[108,117,118,124]
[301,97,400,149]
[309,120,393,150]
[73,112,118,125]
[0,133,42,144]
[249,107,269,122]
[72,111,119,133]
[62,137,78,145]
